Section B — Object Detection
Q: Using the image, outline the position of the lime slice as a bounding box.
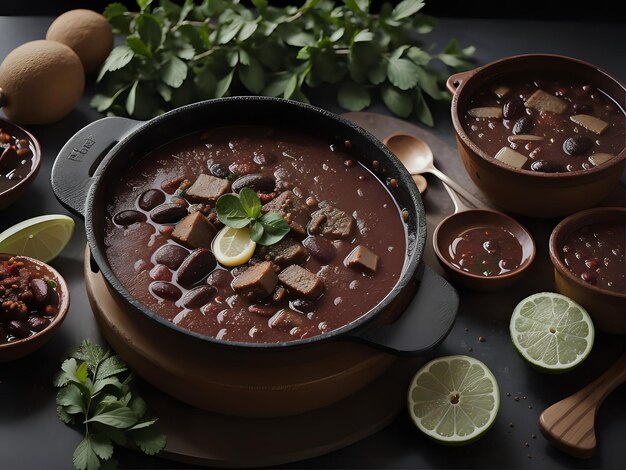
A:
[407,355,500,445]
[212,226,256,267]
[510,292,594,373]
[0,215,75,262]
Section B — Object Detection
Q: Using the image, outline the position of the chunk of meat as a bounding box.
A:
[232,261,278,301]
[524,90,568,114]
[267,237,309,268]
[269,309,307,331]
[308,205,355,239]
[185,174,231,204]
[278,265,324,299]
[271,285,286,303]
[171,212,217,249]
[262,190,310,236]
[344,245,379,274]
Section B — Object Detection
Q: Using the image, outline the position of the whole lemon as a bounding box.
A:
[46,9,113,75]
[0,40,85,125]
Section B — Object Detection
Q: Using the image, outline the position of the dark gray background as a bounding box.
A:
[0,15,624,470]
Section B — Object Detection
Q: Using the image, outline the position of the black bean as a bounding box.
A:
[303,236,336,263]
[563,136,593,156]
[8,320,30,339]
[503,98,524,119]
[150,203,188,224]
[291,298,319,313]
[30,278,50,304]
[231,173,276,193]
[113,210,146,226]
[138,189,166,211]
[512,116,534,135]
[248,304,278,318]
[176,248,217,287]
[571,102,592,114]
[150,281,182,301]
[531,160,565,173]
[207,269,234,291]
[253,152,277,166]
[181,286,216,309]
[28,316,51,332]
[208,162,232,179]
[154,244,189,270]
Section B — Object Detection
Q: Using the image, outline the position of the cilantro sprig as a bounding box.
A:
[54,340,166,470]
[216,187,290,245]
[93,0,475,125]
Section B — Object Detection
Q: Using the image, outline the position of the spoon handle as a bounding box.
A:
[539,352,626,459]
[428,167,486,209]
[442,182,472,213]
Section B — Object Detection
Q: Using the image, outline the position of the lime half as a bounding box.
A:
[510,292,594,373]
[0,215,75,262]
[407,355,500,445]
[212,226,256,267]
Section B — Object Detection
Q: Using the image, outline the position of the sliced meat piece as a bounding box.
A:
[269,309,307,331]
[344,245,379,274]
[271,285,286,303]
[262,190,310,236]
[267,237,309,268]
[185,174,231,204]
[278,265,324,299]
[308,205,355,240]
[232,261,278,301]
[171,212,217,249]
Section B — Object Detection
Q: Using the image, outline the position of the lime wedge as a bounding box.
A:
[407,355,500,445]
[510,292,594,373]
[0,215,75,262]
[212,226,256,267]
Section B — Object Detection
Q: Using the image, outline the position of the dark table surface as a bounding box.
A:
[1,15,625,470]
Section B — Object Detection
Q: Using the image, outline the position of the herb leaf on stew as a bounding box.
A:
[216,189,290,245]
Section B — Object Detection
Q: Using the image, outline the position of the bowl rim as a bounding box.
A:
[83,96,427,350]
[450,53,626,179]
[432,208,536,282]
[0,253,70,351]
[0,118,42,199]
[549,206,626,300]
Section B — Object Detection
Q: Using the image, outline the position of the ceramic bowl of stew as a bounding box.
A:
[433,209,536,291]
[51,97,459,416]
[0,118,42,210]
[0,253,70,362]
[447,54,625,218]
[549,207,625,334]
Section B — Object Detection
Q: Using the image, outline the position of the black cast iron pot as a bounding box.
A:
[51,98,458,416]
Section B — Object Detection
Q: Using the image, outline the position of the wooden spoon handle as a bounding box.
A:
[539,353,626,459]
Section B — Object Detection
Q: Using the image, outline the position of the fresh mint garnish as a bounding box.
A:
[216,188,290,245]
[54,340,166,470]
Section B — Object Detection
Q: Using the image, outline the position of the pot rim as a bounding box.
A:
[450,53,626,179]
[549,207,626,300]
[0,118,42,199]
[84,96,427,350]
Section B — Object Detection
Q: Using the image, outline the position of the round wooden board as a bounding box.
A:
[84,252,424,467]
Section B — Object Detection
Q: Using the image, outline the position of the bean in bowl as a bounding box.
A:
[463,74,625,173]
[0,127,37,194]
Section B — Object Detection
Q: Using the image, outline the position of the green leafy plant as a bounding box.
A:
[216,187,290,245]
[54,340,166,470]
[94,0,474,125]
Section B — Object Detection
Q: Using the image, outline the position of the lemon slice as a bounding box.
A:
[407,355,500,445]
[0,214,75,262]
[212,226,256,267]
[510,292,594,373]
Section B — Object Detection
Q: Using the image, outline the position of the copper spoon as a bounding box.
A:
[539,353,626,459]
[383,133,485,208]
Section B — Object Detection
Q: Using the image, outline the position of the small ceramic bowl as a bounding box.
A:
[447,54,625,218]
[549,207,625,334]
[433,209,536,291]
[0,118,42,210]
[0,253,70,362]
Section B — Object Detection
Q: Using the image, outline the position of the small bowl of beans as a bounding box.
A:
[0,118,42,210]
[550,207,625,334]
[0,253,70,362]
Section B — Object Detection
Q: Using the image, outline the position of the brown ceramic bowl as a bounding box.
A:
[433,209,536,291]
[0,254,70,362]
[0,118,42,210]
[549,207,625,334]
[447,54,625,218]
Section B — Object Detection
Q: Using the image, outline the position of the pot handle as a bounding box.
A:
[51,116,141,219]
[446,69,474,94]
[348,264,458,356]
